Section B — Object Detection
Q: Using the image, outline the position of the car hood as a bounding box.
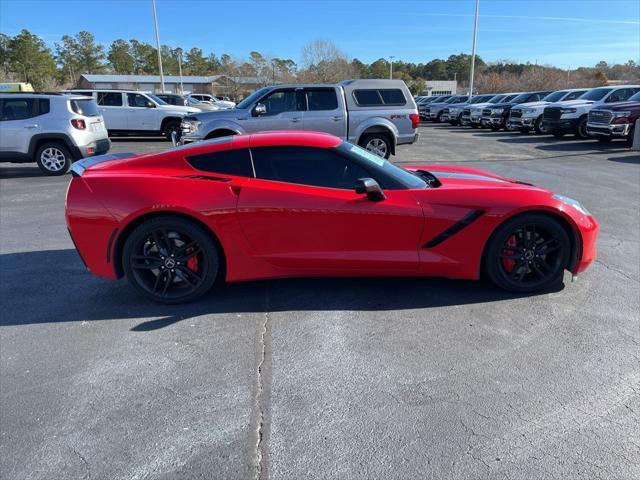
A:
[552,99,595,108]
[403,164,544,190]
[158,104,200,114]
[514,100,550,108]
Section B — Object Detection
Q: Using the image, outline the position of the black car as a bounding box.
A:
[481,91,553,131]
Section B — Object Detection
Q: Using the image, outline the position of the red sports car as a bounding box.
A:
[65,131,598,303]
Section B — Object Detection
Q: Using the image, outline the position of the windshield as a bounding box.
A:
[502,94,518,102]
[629,91,640,102]
[488,95,506,103]
[510,93,531,104]
[338,143,427,189]
[543,91,567,102]
[579,88,612,101]
[147,93,167,105]
[451,96,468,104]
[187,97,202,105]
[236,87,271,109]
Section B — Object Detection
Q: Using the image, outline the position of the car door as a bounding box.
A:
[0,97,41,154]
[243,88,304,133]
[126,93,160,132]
[96,92,127,130]
[302,87,347,138]
[236,145,423,271]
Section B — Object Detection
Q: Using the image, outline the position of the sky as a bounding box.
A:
[0,0,639,69]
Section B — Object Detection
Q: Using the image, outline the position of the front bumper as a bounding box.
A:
[542,117,579,134]
[482,115,504,127]
[574,214,599,275]
[508,116,536,129]
[586,122,632,138]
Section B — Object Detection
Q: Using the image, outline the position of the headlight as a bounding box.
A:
[491,108,504,114]
[180,117,201,133]
[612,111,631,118]
[553,194,591,216]
[524,108,537,114]
[561,108,577,114]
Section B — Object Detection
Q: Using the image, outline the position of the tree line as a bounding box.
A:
[1,29,638,95]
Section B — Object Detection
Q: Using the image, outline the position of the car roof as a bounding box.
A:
[246,130,342,149]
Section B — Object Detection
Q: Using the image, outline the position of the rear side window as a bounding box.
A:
[186,148,253,177]
[70,99,99,117]
[0,98,49,121]
[251,146,371,189]
[305,88,338,110]
[353,89,406,106]
[97,92,123,106]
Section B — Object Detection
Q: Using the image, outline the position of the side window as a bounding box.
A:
[127,93,152,108]
[380,89,406,105]
[306,88,338,111]
[186,148,253,177]
[251,146,371,189]
[97,92,123,107]
[0,98,34,121]
[38,99,50,115]
[353,90,383,106]
[259,89,299,115]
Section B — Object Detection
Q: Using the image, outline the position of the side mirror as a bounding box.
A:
[354,178,386,201]
[253,103,267,116]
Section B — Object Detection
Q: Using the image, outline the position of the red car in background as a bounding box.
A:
[65,131,598,303]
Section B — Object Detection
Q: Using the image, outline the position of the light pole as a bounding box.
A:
[151,0,165,93]
[389,55,395,79]
[177,48,183,93]
[468,0,479,100]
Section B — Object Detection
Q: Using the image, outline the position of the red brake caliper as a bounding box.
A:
[186,247,198,272]
[502,235,517,272]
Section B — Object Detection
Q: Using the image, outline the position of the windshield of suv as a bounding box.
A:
[543,91,567,102]
[147,93,168,105]
[470,95,490,103]
[629,91,640,102]
[579,88,612,101]
[338,143,427,189]
[502,94,518,102]
[510,93,531,104]
[451,96,468,104]
[236,87,271,109]
[488,95,506,103]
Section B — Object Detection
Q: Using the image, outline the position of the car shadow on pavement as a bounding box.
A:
[0,165,47,179]
[110,137,169,143]
[609,154,639,163]
[1,249,563,331]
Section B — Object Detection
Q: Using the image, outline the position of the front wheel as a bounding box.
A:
[163,120,182,140]
[360,133,392,159]
[575,116,589,139]
[626,120,636,147]
[534,116,548,135]
[36,142,72,176]
[485,213,570,293]
[122,216,220,303]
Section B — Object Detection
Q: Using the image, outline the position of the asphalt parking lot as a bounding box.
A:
[1,124,638,480]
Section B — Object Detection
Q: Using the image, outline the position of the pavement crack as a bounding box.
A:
[594,259,640,284]
[69,445,91,479]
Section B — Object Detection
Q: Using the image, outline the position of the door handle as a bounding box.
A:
[24,124,38,129]
[128,109,135,112]
[331,116,343,122]
[290,117,301,123]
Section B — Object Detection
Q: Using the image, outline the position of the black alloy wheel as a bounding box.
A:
[123,217,219,303]
[534,116,547,135]
[485,213,570,293]
[575,116,589,139]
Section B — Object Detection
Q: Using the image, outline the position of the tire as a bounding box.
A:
[626,120,636,147]
[163,120,182,140]
[534,116,547,135]
[575,116,589,139]
[485,213,570,293]
[552,132,565,138]
[436,112,444,123]
[359,133,392,159]
[122,216,220,304]
[35,142,72,176]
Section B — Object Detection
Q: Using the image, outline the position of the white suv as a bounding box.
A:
[67,89,200,139]
[0,93,110,175]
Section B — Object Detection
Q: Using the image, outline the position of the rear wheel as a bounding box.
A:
[122,217,220,303]
[485,213,570,293]
[360,133,392,159]
[35,142,72,176]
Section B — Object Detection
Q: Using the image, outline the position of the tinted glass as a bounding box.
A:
[236,87,271,109]
[260,89,298,115]
[306,88,338,110]
[488,95,506,103]
[38,99,50,115]
[502,94,518,102]
[605,88,636,103]
[97,92,123,106]
[147,93,167,105]
[451,96,468,104]
[510,93,531,103]
[70,99,99,116]
[252,146,371,189]
[579,88,611,101]
[379,89,406,105]
[0,98,34,120]
[543,91,567,102]
[353,90,383,106]
[629,91,640,102]
[186,148,253,177]
[564,90,586,100]
[127,93,151,108]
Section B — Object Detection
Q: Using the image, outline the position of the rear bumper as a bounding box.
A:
[586,122,632,138]
[542,118,579,134]
[397,132,419,146]
[72,138,111,159]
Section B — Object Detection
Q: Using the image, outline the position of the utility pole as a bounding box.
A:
[389,55,395,79]
[177,49,183,93]
[567,67,570,87]
[151,0,165,93]
[468,0,479,100]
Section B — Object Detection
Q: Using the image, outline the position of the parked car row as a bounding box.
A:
[0,79,421,175]
[418,85,640,145]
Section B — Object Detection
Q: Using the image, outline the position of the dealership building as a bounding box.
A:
[421,80,457,96]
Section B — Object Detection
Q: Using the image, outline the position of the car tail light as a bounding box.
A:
[410,113,420,129]
[86,147,95,155]
[71,119,86,130]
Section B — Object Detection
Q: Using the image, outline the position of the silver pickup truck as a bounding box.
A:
[179,79,419,158]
